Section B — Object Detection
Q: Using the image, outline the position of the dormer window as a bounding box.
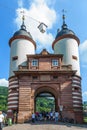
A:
[52,59,58,66]
[32,59,38,66]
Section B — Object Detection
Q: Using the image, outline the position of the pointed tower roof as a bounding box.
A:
[9,15,36,49]
[55,12,75,39]
[13,15,33,39]
[52,11,80,50]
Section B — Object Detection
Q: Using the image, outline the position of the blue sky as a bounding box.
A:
[0,0,87,101]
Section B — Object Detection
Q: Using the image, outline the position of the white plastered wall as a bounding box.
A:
[9,39,35,77]
[54,38,80,76]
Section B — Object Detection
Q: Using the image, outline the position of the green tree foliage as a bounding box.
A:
[83,101,87,123]
[0,86,8,111]
[36,97,55,112]
[83,101,87,111]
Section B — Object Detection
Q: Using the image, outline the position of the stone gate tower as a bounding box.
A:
[52,14,83,123]
[8,14,83,123]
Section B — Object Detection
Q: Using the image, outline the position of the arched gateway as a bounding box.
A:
[34,86,59,112]
[8,14,83,124]
[8,59,82,123]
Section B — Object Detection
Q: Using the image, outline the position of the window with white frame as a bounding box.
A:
[32,59,38,66]
[52,59,58,66]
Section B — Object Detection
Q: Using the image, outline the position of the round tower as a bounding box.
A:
[52,14,80,76]
[52,14,83,123]
[7,16,36,119]
[9,16,36,77]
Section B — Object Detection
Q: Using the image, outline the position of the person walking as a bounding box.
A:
[0,111,4,130]
[32,113,35,123]
[50,111,53,120]
[54,111,59,122]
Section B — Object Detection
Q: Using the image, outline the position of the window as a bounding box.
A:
[52,59,58,66]
[32,59,38,66]
[12,56,18,61]
[72,55,77,60]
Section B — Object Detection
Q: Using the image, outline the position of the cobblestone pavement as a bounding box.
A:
[3,122,87,130]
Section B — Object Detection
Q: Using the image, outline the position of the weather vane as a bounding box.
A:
[20,10,26,30]
[62,9,67,14]
[20,10,25,24]
[62,9,67,24]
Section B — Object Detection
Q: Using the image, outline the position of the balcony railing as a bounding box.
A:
[18,64,72,71]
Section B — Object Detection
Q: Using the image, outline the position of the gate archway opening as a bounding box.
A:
[35,92,55,113]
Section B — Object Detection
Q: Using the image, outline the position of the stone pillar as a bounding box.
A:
[17,87,31,123]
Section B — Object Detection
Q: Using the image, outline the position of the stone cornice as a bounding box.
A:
[52,34,80,50]
[27,54,63,58]
[9,35,36,49]
[14,70,76,76]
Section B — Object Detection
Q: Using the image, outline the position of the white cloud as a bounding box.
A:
[83,91,87,96]
[79,40,87,66]
[15,0,57,52]
[82,91,87,101]
[0,79,8,87]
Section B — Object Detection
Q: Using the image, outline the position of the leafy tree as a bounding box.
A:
[36,97,55,112]
[0,86,8,111]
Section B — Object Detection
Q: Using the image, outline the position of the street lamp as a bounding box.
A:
[38,22,48,33]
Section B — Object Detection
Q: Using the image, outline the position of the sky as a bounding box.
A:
[0,0,87,101]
